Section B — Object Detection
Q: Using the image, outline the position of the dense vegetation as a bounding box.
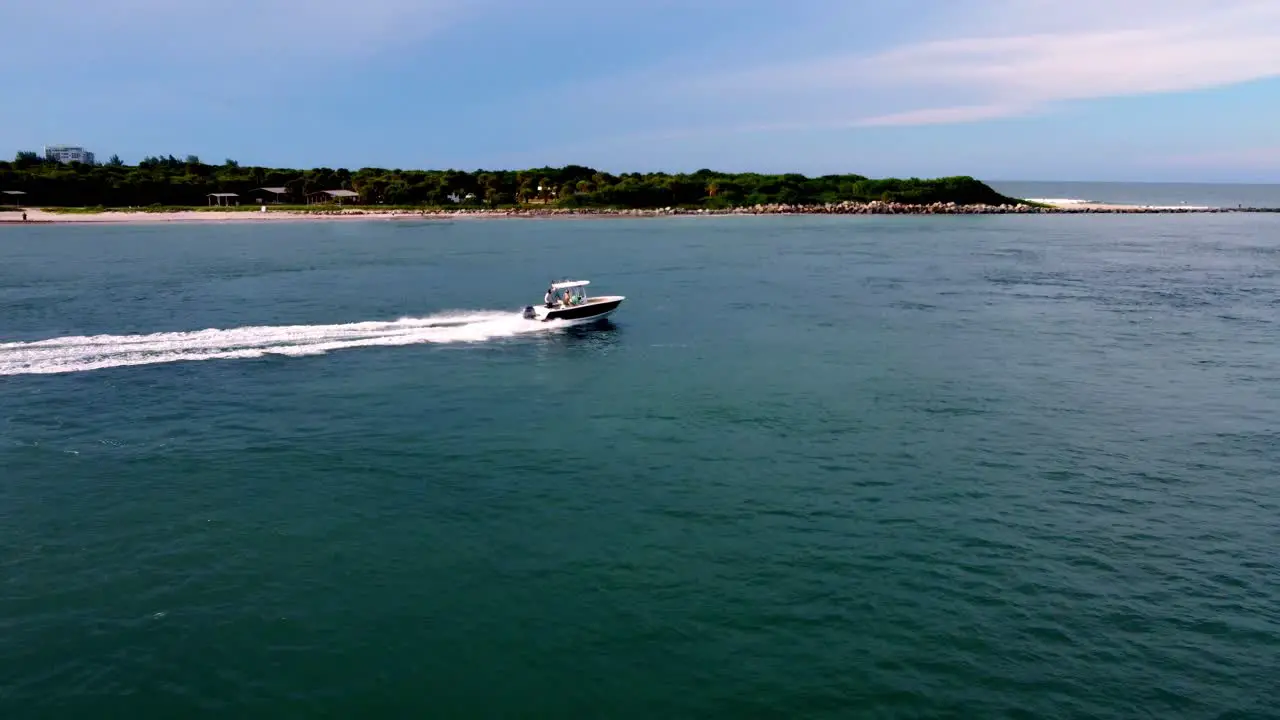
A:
[0,153,1020,208]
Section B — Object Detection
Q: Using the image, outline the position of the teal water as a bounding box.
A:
[2,216,1279,717]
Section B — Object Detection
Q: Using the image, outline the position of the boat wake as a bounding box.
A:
[0,311,560,376]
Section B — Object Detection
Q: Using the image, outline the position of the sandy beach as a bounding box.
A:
[3,209,427,224]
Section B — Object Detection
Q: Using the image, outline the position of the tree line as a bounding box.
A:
[0,153,1020,208]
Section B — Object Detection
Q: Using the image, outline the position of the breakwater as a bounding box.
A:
[405,200,1280,217]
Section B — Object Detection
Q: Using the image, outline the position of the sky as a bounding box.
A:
[4,0,1280,181]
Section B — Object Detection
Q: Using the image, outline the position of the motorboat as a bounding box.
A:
[522,279,624,325]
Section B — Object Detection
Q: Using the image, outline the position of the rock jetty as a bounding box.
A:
[388,200,1279,218]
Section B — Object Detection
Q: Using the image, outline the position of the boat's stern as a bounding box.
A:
[522,304,558,321]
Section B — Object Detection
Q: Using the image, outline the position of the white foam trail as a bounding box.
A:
[0,311,561,376]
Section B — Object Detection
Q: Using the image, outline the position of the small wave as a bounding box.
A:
[1024,197,1217,210]
[0,311,559,376]
[1024,198,1094,205]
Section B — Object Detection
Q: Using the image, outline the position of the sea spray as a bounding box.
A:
[0,311,559,376]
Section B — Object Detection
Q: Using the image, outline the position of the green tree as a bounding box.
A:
[384,180,410,205]
[14,151,40,169]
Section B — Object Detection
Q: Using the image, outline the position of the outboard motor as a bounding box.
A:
[522,305,536,320]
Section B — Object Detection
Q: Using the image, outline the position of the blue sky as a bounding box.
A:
[5,0,1280,181]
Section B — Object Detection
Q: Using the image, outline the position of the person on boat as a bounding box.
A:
[545,287,555,307]
[562,289,572,306]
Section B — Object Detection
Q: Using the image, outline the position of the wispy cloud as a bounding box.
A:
[633,0,1280,130]
[853,2,1280,124]
[854,104,1036,127]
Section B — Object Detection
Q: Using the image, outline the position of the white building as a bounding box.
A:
[43,145,96,165]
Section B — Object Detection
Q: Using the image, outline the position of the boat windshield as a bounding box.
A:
[553,283,588,305]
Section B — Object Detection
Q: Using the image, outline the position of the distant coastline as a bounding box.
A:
[4,155,1279,224]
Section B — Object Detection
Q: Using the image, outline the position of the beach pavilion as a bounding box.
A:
[2,190,26,206]
[207,192,238,207]
[306,189,360,205]
[251,187,290,204]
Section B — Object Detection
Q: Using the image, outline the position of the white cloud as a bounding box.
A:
[664,0,1280,128]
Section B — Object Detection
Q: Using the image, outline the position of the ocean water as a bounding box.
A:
[991,180,1280,209]
[2,215,1279,718]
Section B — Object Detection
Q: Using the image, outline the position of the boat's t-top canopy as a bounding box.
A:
[550,280,589,290]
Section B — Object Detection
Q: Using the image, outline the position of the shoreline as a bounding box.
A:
[3,200,1279,225]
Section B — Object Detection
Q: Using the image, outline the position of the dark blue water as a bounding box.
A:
[2,216,1278,717]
